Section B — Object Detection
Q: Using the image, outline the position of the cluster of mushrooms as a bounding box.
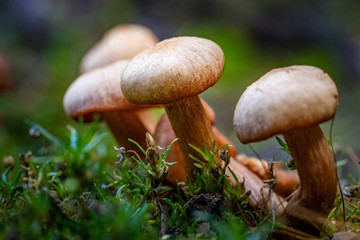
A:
[63,24,339,236]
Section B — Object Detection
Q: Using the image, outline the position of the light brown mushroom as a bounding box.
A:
[78,24,160,133]
[80,24,159,73]
[233,65,338,235]
[64,60,157,150]
[121,36,225,180]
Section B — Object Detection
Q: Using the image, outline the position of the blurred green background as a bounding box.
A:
[0,0,359,180]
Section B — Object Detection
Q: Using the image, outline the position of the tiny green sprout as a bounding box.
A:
[275,137,296,170]
[275,136,291,156]
[0,167,23,208]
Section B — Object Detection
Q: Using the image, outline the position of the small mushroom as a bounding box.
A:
[233,65,338,235]
[64,60,156,150]
[121,36,225,180]
[79,24,159,133]
[80,24,159,73]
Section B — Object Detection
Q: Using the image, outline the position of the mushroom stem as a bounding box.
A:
[155,103,236,185]
[164,95,219,179]
[283,124,337,235]
[101,110,149,150]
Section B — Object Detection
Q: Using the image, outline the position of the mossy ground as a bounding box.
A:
[0,119,359,239]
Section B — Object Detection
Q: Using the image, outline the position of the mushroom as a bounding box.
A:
[80,24,159,73]
[121,36,225,180]
[63,60,156,150]
[80,24,159,133]
[79,24,160,133]
[154,100,237,185]
[233,65,338,235]
[236,154,299,198]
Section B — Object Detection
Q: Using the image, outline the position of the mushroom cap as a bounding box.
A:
[64,60,148,119]
[121,36,225,104]
[80,24,159,73]
[234,65,339,144]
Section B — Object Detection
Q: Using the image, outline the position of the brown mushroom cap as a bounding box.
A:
[234,65,338,144]
[80,24,159,73]
[121,36,225,104]
[64,60,148,119]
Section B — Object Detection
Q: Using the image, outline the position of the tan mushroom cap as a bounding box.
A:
[121,36,225,104]
[64,60,148,119]
[80,24,159,73]
[234,65,338,144]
